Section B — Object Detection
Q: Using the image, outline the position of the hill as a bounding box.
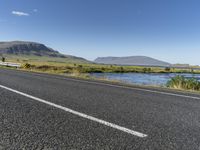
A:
[94,56,171,67]
[0,41,89,63]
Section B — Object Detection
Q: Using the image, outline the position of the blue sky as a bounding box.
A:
[0,0,200,65]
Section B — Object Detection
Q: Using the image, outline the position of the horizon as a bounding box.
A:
[0,40,195,65]
[1,0,200,65]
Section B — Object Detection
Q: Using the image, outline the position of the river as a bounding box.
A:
[90,73,200,86]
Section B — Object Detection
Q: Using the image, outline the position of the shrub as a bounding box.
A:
[36,65,51,70]
[147,68,151,72]
[78,65,83,68]
[101,67,105,71]
[23,63,31,69]
[165,67,171,72]
[167,75,200,91]
[120,67,124,72]
[1,57,5,62]
[76,65,83,72]
[141,67,152,73]
[185,78,200,90]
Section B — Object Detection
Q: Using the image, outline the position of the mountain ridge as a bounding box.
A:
[94,56,171,67]
[0,41,89,62]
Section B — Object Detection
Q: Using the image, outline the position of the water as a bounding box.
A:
[90,73,200,86]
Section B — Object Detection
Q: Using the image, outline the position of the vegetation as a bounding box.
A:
[1,57,5,62]
[22,64,200,74]
[1,55,200,92]
[1,54,200,75]
[167,75,200,91]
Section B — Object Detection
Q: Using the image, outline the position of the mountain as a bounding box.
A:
[94,56,171,67]
[0,41,88,62]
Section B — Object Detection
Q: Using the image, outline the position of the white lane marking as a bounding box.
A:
[0,84,147,138]
[5,69,200,100]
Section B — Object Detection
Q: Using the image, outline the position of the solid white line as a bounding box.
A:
[0,84,147,138]
[5,69,200,100]
[47,76,200,100]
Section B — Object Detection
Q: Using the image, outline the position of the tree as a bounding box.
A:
[120,66,124,72]
[165,67,171,72]
[2,57,5,62]
[143,68,148,73]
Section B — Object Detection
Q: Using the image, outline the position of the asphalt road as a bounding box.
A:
[0,68,200,150]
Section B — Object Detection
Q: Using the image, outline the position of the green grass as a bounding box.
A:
[167,75,200,91]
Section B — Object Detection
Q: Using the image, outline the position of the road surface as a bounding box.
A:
[0,68,200,149]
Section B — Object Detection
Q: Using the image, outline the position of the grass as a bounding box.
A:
[21,63,200,74]
[2,54,200,75]
[167,75,200,91]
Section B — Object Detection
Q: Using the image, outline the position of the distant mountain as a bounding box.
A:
[171,64,190,68]
[94,56,171,67]
[0,41,89,62]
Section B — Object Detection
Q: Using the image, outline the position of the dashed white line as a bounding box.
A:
[0,84,147,138]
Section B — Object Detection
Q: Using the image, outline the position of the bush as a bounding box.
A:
[165,67,171,72]
[23,63,31,69]
[142,68,151,73]
[167,75,200,91]
[1,57,5,62]
[36,65,51,70]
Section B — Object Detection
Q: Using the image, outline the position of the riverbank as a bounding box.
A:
[20,62,200,74]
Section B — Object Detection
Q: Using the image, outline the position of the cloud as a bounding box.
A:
[12,11,29,16]
[33,9,38,12]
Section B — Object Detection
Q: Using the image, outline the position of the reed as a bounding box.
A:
[167,75,200,91]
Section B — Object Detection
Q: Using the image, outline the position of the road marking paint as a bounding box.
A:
[46,76,200,100]
[16,70,200,100]
[3,69,200,100]
[0,84,147,138]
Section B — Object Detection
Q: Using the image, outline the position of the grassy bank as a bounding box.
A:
[21,63,200,75]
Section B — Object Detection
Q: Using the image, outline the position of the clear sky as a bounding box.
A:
[0,0,200,65]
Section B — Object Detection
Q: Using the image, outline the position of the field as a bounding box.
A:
[3,54,200,75]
